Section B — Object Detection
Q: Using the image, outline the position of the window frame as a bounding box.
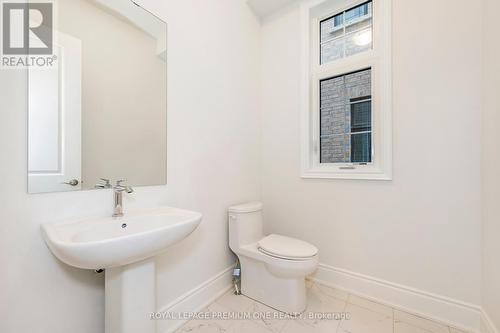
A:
[300,0,392,180]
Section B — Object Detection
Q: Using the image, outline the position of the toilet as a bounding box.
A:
[228,202,319,314]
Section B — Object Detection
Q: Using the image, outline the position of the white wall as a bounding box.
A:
[260,0,482,306]
[0,0,261,332]
[482,0,500,328]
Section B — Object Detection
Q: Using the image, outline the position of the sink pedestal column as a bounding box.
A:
[105,258,156,333]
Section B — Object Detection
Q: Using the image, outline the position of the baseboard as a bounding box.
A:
[310,263,482,333]
[157,265,234,333]
[481,309,499,333]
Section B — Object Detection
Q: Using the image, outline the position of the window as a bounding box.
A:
[300,0,392,180]
[320,1,373,64]
[320,69,372,164]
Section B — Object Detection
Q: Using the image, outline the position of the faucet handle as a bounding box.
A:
[116,179,127,186]
[114,179,134,194]
[95,178,111,189]
[100,178,111,185]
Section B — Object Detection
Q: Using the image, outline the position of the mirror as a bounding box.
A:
[27,0,167,193]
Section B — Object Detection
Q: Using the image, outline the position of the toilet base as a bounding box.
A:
[239,256,307,314]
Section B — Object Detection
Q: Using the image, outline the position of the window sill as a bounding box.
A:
[301,165,392,180]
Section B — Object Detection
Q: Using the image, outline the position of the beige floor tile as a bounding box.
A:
[281,320,315,333]
[180,284,462,333]
[282,318,340,333]
[395,321,440,333]
[450,328,468,333]
[176,302,235,333]
[310,281,349,301]
[176,319,229,333]
[394,310,449,333]
[226,319,273,333]
[338,303,393,333]
[202,302,235,330]
[347,294,393,317]
[302,284,347,326]
[214,290,254,313]
[247,300,289,333]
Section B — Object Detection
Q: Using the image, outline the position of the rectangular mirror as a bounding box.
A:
[27,0,167,193]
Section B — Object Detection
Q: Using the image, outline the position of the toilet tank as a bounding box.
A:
[228,202,264,252]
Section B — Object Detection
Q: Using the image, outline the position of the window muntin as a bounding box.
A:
[320,68,372,164]
[320,1,373,64]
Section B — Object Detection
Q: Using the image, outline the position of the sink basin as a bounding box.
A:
[42,205,202,333]
[41,206,202,269]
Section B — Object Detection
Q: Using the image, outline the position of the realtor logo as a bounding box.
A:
[2,2,53,55]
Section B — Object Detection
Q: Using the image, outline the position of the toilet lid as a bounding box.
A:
[258,234,318,260]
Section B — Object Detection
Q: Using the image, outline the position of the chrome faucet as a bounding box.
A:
[95,178,112,189]
[113,180,134,218]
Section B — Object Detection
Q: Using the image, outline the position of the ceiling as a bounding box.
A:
[247,0,301,19]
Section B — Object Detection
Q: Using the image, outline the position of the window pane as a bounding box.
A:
[320,38,344,64]
[345,17,372,34]
[345,27,372,57]
[320,1,373,65]
[350,100,371,133]
[320,14,344,42]
[320,68,372,164]
[334,13,344,26]
[345,2,372,24]
[351,132,372,163]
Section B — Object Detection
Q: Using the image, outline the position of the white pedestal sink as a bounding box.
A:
[41,207,202,333]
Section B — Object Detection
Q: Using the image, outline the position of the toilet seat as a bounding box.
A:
[258,234,318,260]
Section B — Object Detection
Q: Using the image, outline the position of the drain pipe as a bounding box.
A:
[232,260,241,295]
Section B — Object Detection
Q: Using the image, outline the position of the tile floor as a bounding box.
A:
[176,281,469,333]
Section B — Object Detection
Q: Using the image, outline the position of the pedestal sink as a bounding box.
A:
[41,206,202,333]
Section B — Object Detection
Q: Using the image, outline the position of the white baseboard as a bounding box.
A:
[310,263,482,333]
[157,265,234,333]
[482,309,499,333]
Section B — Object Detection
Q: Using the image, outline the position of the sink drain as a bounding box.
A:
[121,223,127,229]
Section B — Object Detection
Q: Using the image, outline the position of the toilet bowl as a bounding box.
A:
[228,202,319,314]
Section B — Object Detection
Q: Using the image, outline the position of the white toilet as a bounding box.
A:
[228,202,319,314]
